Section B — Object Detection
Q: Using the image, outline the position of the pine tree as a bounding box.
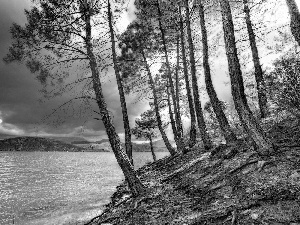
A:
[132,109,160,161]
[198,0,237,144]
[4,0,145,196]
[219,0,275,156]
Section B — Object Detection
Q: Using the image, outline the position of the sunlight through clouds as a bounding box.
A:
[117,0,137,33]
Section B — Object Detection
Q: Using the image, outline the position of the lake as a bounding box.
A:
[0,151,169,225]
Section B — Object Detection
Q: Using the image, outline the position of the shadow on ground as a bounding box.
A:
[86,117,300,225]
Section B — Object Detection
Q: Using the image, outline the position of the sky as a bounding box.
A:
[0,0,151,142]
[0,0,298,142]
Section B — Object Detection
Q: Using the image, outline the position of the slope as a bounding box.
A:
[86,116,300,225]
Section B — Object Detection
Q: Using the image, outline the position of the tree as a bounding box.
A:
[142,51,177,156]
[285,0,300,46]
[174,34,184,143]
[155,0,185,152]
[266,54,300,118]
[4,0,145,196]
[132,109,160,161]
[178,7,197,150]
[198,0,237,144]
[133,0,187,152]
[183,0,213,150]
[242,0,268,118]
[219,0,275,156]
[157,64,178,152]
[107,0,133,164]
[119,22,177,155]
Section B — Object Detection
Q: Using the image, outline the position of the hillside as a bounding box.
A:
[48,136,89,144]
[0,137,86,152]
[0,133,20,141]
[95,139,110,144]
[0,135,172,152]
[86,116,300,225]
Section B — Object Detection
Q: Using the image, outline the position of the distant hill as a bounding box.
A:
[0,137,86,152]
[71,140,93,145]
[95,139,110,144]
[0,135,171,152]
[47,136,89,144]
[0,133,19,141]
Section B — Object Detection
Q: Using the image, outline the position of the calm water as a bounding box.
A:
[0,151,169,225]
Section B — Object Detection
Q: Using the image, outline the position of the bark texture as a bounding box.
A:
[219,0,274,156]
[142,50,176,156]
[184,0,212,150]
[286,0,300,46]
[166,82,178,144]
[175,34,184,140]
[107,0,133,164]
[243,0,268,118]
[84,1,145,196]
[199,0,237,144]
[149,136,157,161]
[179,7,197,150]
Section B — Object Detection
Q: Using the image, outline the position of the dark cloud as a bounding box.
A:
[0,0,231,142]
[0,0,150,141]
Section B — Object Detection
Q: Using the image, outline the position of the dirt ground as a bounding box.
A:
[86,117,300,225]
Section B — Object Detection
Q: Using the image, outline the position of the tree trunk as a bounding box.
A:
[219,0,274,156]
[175,34,184,144]
[83,0,145,196]
[149,135,157,161]
[179,7,197,150]
[141,50,176,156]
[198,0,237,144]
[183,0,212,150]
[107,0,133,164]
[243,0,268,119]
[156,0,184,151]
[285,0,300,46]
[166,81,178,143]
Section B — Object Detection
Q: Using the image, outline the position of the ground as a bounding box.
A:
[85,116,300,225]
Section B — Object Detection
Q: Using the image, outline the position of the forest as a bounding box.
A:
[3,0,300,224]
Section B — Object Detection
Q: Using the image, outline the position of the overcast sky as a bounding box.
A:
[0,0,152,141]
[0,0,298,142]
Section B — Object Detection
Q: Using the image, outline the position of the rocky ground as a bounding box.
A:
[85,116,300,225]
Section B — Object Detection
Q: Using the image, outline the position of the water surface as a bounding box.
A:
[0,151,169,225]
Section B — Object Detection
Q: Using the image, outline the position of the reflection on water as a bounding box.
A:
[0,151,169,225]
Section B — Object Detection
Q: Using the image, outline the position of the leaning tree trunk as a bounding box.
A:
[141,50,177,156]
[199,0,237,144]
[149,135,157,161]
[166,81,178,144]
[107,0,133,164]
[156,0,184,152]
[184,0,212,150]
[84,1,145,196]
[179,8,197,150]
[219,0,274,156]
[285,0,300,46]
[243,0,268,118]
[175,34,184,140]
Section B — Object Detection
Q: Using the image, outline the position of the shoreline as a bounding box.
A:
[84,118,300,225]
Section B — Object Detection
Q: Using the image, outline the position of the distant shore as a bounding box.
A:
[0,136,169,152]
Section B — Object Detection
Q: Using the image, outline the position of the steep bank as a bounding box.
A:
[86,117,300,225]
